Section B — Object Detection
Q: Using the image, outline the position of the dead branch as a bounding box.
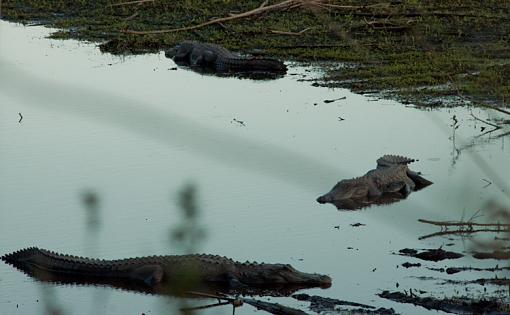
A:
[269,27,310,36]
[419,228,509,240]
[186,291,238,303]
[244,298,308,315]
[419,218,509,228]
[180,301,232,312]
[470,112,502,129]
[123,11,139,21]
[318,3,391,10]
[418,218,510,240]
[124,0,298,35]
[108,0,153,7]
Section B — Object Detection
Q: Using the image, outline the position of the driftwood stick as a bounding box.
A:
[124,0,298,34]
[419,218,509,228]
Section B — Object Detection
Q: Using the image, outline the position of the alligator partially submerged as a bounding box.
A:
[165,41,287,77]
[317,155,432,210]
[1,248,331,294]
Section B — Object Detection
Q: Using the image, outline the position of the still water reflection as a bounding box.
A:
[0,21,509,314]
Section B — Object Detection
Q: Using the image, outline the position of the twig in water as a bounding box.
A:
[418,217,510,240]
[324,96,346,103]
[419,228,509,240]
[481,178,492,188]
[418,218,507,228]
[18,112,23,123]
[470,112,501,130]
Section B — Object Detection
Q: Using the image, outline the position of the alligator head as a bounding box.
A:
[237,263,331,288]
[164,41,195,61]
[317,178,375,204]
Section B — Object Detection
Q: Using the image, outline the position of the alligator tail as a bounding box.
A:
[2,247,114,276]
[1,247,39,264]
[377,155,417,168]
[218,58,287,74]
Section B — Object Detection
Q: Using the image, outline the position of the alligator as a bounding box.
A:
[317,155,432,210]
[1,248,331,294]
[165,41,287,76]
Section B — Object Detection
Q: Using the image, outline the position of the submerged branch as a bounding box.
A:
[419,218,509,228]
[419,228,509,240]
[418,218,509,240]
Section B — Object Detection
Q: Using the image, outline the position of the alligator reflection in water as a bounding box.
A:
[165,41,287,79]
[317,155,433,210]
[1,248,331,298]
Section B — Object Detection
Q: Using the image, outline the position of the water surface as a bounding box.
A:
[1,21,509,315]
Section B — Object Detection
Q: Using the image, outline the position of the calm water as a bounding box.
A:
[1,21,509,314]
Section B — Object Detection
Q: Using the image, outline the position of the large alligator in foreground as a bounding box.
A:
[2,248,331,295]
[317,155,432,210]
[165,41,287,77]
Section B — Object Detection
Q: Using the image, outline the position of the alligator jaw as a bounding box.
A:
[289,271,332,288]
[316,194,332,204]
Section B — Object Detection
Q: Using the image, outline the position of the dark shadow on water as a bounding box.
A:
[0,60,338,194]
[4,261,323,298]
[172,63,286,81]
[80,189,101,231]
[326,192,412,211]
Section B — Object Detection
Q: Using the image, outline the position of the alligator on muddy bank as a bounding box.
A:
[317,155,432,210]
[2,248,331,295]
[165,41,287,78]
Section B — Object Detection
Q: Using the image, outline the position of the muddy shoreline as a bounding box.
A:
[2,0,509,107]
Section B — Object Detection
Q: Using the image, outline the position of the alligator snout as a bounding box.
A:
[318,275,332,288]
[165,48,177,59]
[316,194,332,204]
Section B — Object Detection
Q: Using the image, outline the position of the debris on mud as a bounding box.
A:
[292,294,397,314]
[231,118,246,127]
[429,265,510,275]
[379,291,510,314]
[244,298,308,315]
[401,262,421,268]
[472,250,510,260]
[441,278,510,287]
[323,97,346,104]
[398,248,463,262]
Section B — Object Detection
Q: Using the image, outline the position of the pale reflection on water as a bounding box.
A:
[0,21,509,315]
